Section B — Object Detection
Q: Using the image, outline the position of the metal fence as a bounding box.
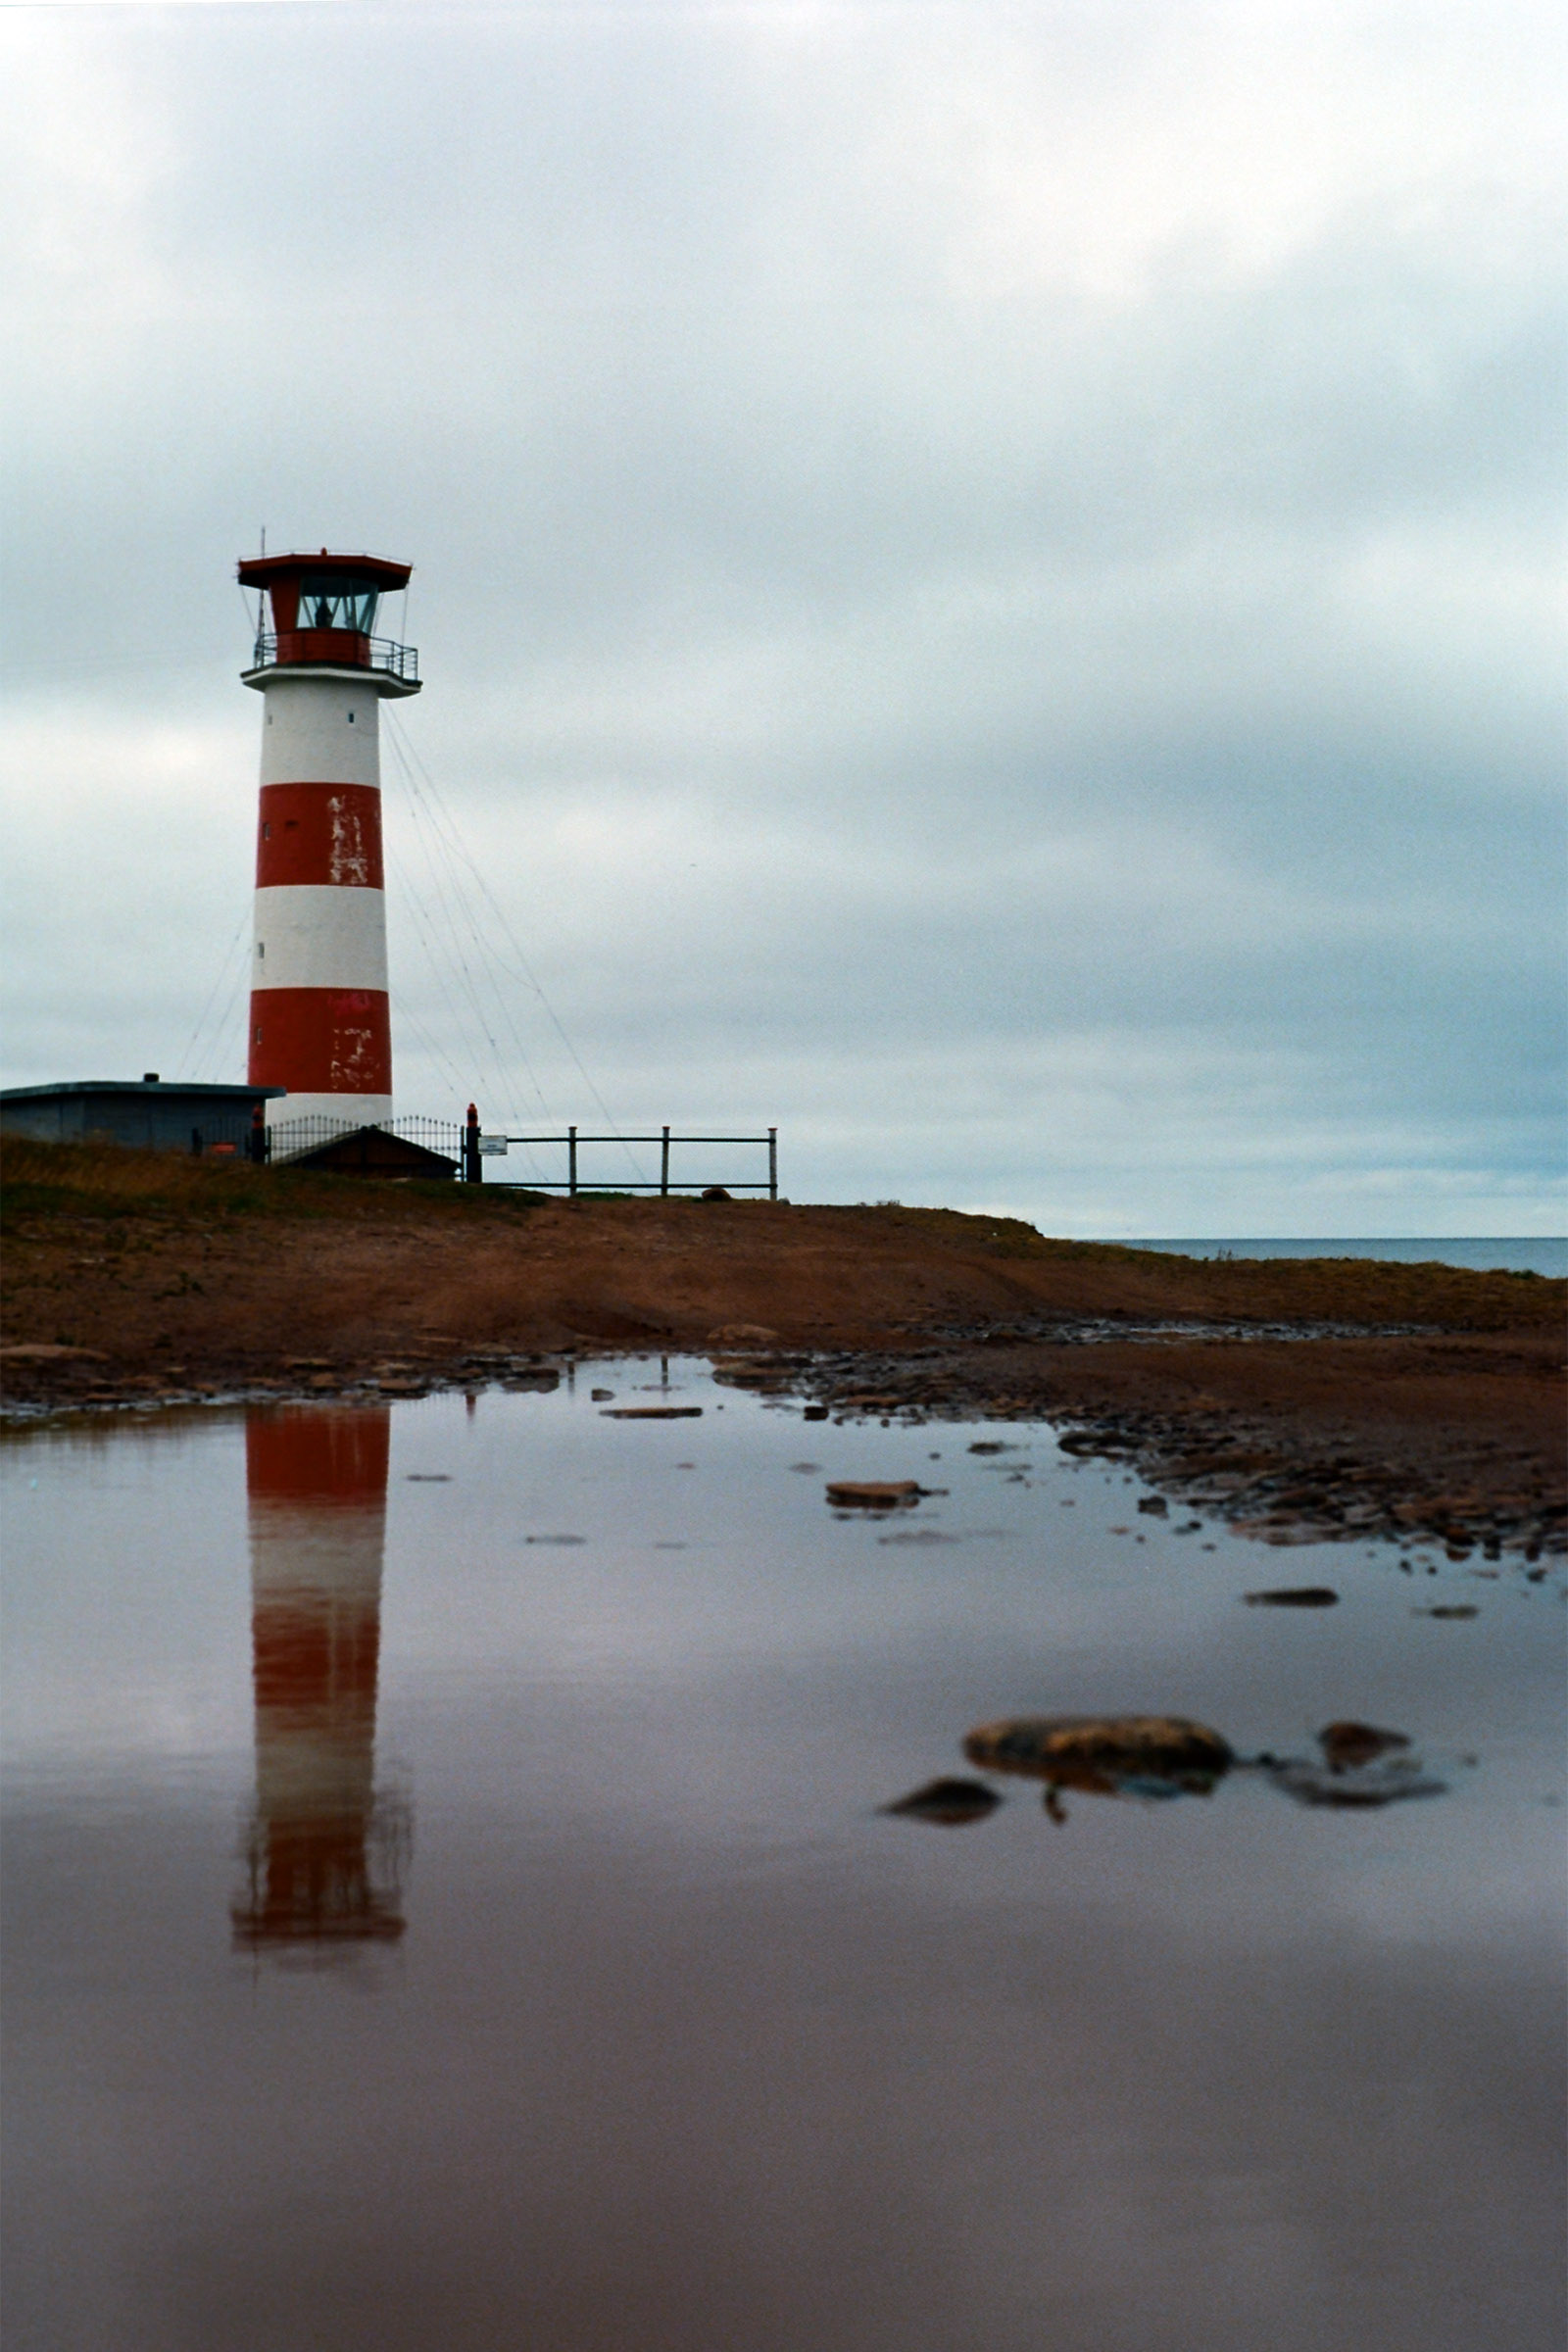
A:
[248,630,420,685]
[185,1113,272,1161]
[187,1114,777,1195]
[477,1126,778,1198]
[265,1115,463,1166]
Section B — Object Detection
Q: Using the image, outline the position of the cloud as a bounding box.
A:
[2,1,1562,1230]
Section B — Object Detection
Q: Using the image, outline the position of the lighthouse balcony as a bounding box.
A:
[246,629,420,690]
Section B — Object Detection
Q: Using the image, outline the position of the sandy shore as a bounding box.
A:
[3,1142,1561,1560]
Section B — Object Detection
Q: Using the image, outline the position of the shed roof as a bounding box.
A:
[1,1081,285,1102]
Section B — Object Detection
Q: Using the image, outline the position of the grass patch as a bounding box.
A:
[0,1137,542,1227]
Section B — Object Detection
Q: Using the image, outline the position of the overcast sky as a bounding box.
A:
[2,0,1562,1232]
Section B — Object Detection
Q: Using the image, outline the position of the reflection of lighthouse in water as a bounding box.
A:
[233,1406,409,1956]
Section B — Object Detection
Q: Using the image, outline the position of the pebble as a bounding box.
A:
[1244,1586,1339,1607]
[882,1778,1002,1827]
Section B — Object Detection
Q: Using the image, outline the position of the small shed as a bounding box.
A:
[0,1078,284,1155]
[284,1125,458,1181]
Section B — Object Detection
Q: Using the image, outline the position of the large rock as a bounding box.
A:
[963,1715,1233,1794]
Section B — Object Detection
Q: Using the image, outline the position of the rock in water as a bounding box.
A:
[602,1406,704,1419]
[1317,1721,1411,1769]
[1244,1586,1339,1607]
[826,1480,922,1509]
[882,1777,1001,1827]
[963,1715,1233,1797]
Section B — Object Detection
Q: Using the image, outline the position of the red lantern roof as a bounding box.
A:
[237,551,413,590]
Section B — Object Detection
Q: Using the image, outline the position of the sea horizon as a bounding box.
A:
[1120,1236,1566,1278]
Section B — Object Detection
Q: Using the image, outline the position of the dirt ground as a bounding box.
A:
[2,1141,1562,1560]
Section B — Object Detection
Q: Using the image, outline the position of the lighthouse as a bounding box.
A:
[237,551,420,1128]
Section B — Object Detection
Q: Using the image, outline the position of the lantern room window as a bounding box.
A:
[292,576,381,634]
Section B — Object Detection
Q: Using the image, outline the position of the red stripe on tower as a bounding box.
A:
[237,550,420,1131]
[256,783,385,890]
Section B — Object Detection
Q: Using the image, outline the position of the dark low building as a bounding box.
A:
[0,1077,284,1156]
[282,1124,457,1180]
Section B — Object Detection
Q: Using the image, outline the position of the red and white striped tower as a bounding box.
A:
[237,551,421,1128]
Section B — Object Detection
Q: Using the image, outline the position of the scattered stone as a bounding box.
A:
[825,1480,922,1509]
[968,1442,1009,1455]
[803,1404,830,1421]
[700,1187,732,1201]
[591,1388,615,1401]
[1244,1586,1340,1607]
[1418,1604,1479,1620]
[882,1777,1002,1827]
[963,1715,1233,1793]
[711,1360,789,1389]
[1137,1495,1168,1515]
[1318,1721,1411,1768]
[603,1405,704,1419]
[0,1344,108,1362]
[708,1323,779,1346]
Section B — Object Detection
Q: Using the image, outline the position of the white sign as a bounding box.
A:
[477,1134,509,1156]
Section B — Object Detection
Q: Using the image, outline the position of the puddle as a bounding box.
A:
[2,1358,1564,2352]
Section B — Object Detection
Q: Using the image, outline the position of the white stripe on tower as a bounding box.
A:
[249,673,392,1126]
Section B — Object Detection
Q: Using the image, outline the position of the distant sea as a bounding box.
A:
[1124,1237,1566,1278]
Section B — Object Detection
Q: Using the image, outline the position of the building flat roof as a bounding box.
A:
[1,1081,286,1102]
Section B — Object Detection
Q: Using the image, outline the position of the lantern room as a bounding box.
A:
[237,550,420,693]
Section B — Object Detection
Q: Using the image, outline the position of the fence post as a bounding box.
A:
[249,1103,267,1164]
[661,1125,670,1197]
[465,1102,482,1185]
[568,1125,577,1198]
[768,1126,778,1200]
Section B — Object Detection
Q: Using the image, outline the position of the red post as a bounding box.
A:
[464,1102,482,1185]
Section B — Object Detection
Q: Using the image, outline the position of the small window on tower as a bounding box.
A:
[262,822,270,838]
[348,710,356,723]
[253,1027,263,1044]
[257,943,265,958]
